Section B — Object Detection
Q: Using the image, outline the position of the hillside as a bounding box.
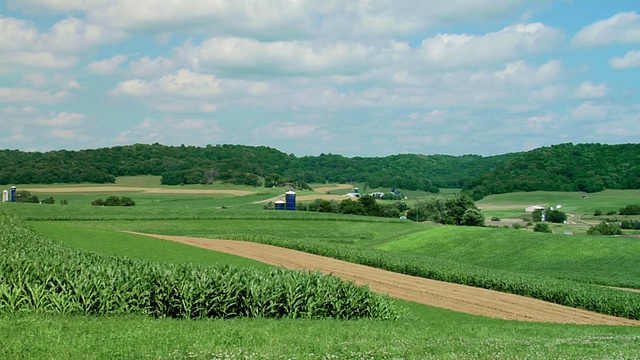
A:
[1,142,638,197]
[462,143,640,199]
[0,143,515,192]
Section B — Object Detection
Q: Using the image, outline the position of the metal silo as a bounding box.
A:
[10,186,16,202]
[274,200,285,210]
[285,191,296,211]
[2,190,8,203]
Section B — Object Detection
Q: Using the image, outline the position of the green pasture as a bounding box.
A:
[26,222,271,269]
[477,189,640,218]
[379,225,640,288]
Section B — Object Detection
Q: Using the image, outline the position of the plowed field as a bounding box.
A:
[129,232,640,326]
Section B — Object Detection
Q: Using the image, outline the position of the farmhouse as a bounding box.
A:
[525,205,545,212]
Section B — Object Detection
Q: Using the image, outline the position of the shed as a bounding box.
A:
[525,205,545,212]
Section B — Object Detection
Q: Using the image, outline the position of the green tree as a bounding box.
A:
[619,204,640,215]
[461,208,485,227]
[587,223,622,235]
[545,209,567,223]
[533,223,552,233]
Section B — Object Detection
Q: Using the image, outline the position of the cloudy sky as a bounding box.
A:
[1,1,639,157]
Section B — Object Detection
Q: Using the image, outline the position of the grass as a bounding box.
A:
[27,222,272,269]
[378,225,640,288]
[30,218,425,247]
[6,182,640,357]
[477,189,640,218]
[2,302,640,359]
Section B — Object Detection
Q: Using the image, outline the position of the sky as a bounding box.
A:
[0,1,639,157]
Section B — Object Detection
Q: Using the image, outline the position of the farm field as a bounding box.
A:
[477,189,640,219]
[378,226,640,288]
[3,181,640,358]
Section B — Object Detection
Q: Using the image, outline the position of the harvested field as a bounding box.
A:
[24,187,253,196]
[312,184,354,193]
[129,232,640,326]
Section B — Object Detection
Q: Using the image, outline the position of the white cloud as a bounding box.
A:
[87,55,129,74]
[0,52,76,71]
[36,17,126,53]
[179,37,379,76]
[38,112,85,127]
[418,23,563,69]
[575,82,609,99]
[571,101,610,120]
[49,129,80,139]
[610,50,640,69]
[113,69,222,97]
[0,87,69,103]
[22,73,81,89]
[0,15,121,72]
[129,56,173,76]
[7,0,110,12]
[572,11,640,47]
[527,113,554,130]
[0,16,38,51]
[493,60,563,86]
[0,106,39,114]
[255,122,326,138]
[54,0,525,39]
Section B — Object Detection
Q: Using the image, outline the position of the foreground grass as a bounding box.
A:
[2,301,640,359]
[379,225,640,288]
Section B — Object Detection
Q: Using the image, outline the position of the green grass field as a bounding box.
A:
[3,181,640,358]
[379,225,640,288]
[477,189,640,219]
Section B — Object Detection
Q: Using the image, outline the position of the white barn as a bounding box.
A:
[525,205,545,212]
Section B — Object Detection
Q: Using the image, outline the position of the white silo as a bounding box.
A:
[2,190,8,203]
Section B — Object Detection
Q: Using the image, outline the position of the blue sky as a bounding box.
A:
[1,1,639,157]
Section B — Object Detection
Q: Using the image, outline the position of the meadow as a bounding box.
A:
[2,180,640,358]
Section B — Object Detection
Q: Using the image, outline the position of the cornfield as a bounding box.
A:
[0,210,399,320]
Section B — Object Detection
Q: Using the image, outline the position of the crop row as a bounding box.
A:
[216,233,640,320]
[0,210,399,320]
[11,205,402,223]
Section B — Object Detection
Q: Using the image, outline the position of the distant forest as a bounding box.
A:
[1,142,638,199]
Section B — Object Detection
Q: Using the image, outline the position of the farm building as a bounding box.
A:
[525,205,545,212]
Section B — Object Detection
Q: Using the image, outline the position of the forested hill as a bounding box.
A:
[0,143,515,191]
[462,143,640,199]
[0,143,638,197]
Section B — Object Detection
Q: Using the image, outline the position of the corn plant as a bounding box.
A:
[0,209,399,320]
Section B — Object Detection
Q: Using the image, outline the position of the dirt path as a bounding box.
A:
[128,232,639,326]
[312,184,354,193]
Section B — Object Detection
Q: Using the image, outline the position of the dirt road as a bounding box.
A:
[128,232,639,325]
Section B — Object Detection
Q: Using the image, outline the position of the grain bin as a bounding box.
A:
[285,191,296,211]
[10,186,16,202]
[2,190,8,203]
[275,200,285,210]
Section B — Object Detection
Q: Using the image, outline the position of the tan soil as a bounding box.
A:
[312,184,354,193]
[128,232,639,326]
[612,287,640,294]
[24,187,253,196]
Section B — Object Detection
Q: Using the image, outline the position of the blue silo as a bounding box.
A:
[285,191,296,210]
[275,200,285,210]
[10,186,16,202]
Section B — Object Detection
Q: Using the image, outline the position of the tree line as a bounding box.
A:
[1,142,638,198]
